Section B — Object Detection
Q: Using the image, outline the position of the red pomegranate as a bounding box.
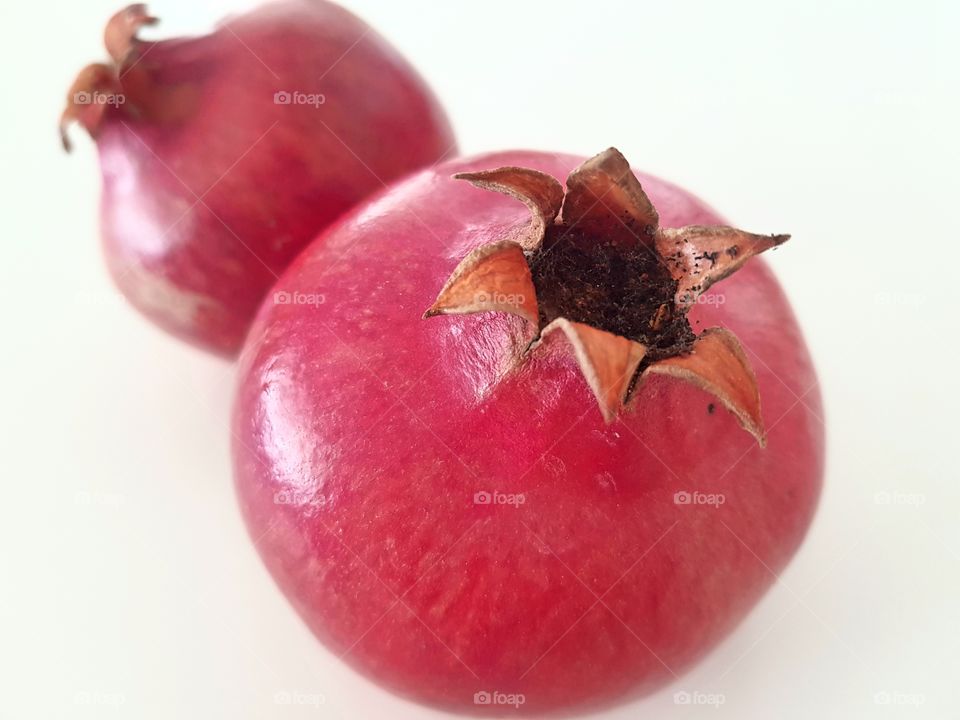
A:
[61,2,455,355]
[232,148,823,714]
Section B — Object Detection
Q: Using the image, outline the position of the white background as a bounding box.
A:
[1,1,958,718]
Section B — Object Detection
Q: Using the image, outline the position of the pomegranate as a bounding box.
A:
[61,2,455,356]
[232,148,823,714]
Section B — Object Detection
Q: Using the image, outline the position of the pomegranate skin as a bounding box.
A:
[232,151,824,713]
[93,0,455,355]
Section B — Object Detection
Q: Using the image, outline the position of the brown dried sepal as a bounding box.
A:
[423,241,539,326]
[105,3,158,66]
[454,168,563,250]
[538,319,647,422]
[59,63,122,151]
[561,147,660,246]
[426,147,789,445]
[657,226,790,308]
[640,328,766,445]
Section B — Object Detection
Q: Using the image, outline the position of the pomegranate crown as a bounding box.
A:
[60,4,198,151]
[424,148,790,446]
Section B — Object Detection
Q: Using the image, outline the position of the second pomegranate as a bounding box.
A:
[62,1,456,355]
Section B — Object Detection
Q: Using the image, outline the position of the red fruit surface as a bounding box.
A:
[74,0,455,355]
[232,150,824,714]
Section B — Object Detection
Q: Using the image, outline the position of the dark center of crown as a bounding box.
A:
[528,224,696,361]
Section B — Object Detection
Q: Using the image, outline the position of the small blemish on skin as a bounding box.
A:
[597,471,617,492]
[540,454,566,479]
[707,403,715,414]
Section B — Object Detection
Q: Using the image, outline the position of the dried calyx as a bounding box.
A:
[424,148,789,446]
[60,4,195,151]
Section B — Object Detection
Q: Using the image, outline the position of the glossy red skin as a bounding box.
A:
[232,150,824,714]
[96,0,455,355]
